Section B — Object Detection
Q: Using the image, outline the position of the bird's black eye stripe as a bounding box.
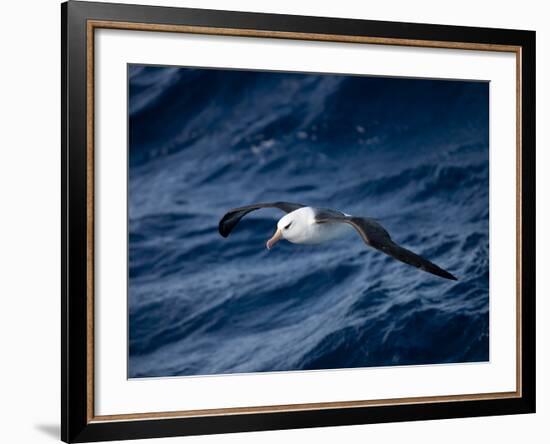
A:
[284,222,292,230]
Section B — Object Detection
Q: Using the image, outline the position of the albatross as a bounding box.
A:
[219,202,457,281]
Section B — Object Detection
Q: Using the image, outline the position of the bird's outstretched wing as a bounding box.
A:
[219,202,305,238]
[315,213,457,281]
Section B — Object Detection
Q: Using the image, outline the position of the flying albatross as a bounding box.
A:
[219,202,457,281]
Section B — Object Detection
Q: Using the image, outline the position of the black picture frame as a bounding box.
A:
[62,1,536,442]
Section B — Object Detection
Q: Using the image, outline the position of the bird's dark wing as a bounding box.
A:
[315,214,457,281]
[219,202,305,237]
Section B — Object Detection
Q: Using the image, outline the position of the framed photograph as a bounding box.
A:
[61,1,535,442]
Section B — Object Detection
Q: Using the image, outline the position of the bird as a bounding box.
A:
[218,202,457,281]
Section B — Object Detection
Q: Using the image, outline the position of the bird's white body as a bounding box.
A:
[276,207,353,245]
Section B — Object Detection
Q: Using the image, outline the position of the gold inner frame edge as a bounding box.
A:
[85,19,523,423]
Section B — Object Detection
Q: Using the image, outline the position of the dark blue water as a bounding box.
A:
[128,65,489,378]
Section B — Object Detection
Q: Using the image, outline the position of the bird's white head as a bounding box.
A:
[266,207,314,249]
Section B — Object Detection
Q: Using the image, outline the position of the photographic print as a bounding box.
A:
[128,65,489,379]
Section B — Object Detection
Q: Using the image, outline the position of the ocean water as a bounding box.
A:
[128,65,489,378]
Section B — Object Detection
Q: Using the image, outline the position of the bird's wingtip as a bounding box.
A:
[218,219,229,238]
[446,272,458,281]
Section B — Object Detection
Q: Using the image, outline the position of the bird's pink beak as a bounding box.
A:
[266,228,283,250]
